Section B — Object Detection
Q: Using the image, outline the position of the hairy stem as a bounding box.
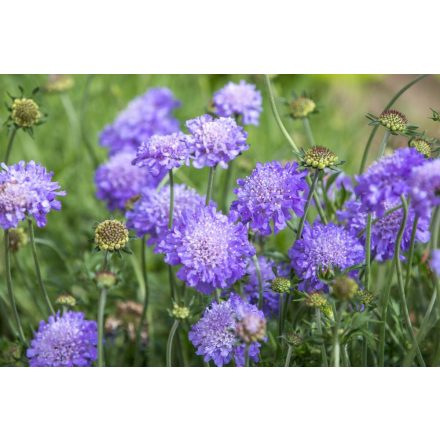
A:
[302,117,315,146]
[296,170,320,240]
[377,130,391,160]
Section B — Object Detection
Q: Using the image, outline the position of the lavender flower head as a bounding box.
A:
[189,295,264,367]
[184,114,248,169]
[0,161,65,229]
[431,250,440,277]
[95,151,164,211]
[132,132,190,176]
[157,205,255,294]
[213,80,262,126]
[231,161,307,235]
[126,184,205,246]
[355,148,426,216]
[99,87,180,156]
[410,158,440,217]
[27,311,98,367]
[289,222,364,292]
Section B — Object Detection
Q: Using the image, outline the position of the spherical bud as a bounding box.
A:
[289,96,316,119]
[7,227,28,252]
[303,146,338,170]
[172,303,190,320]
[236,313,267,344]
[355,289,375,307]
[409,137,431,158]
[379,109,407,133]
[95,271,117,288]
[332,275,358,300]
[306,292,328,308]
[271,277,291,294]
[94,219,129,251]
[285,332,303,346]
[11,98,41,127]
[55,293,76,307]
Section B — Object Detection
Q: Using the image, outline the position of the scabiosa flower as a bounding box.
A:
[213,80,262,126]
[289,222,364,292]
[231,161,307,235]
[27,311,98,367]
[302,146,339,170]
[409,137,432,158]
[10,98,41,128]
[355,148,426,216]
[94,220,129,252]
[95,151,163,211]
[0,161,65,229]
[126,184,205,246]
[132,132,190,175]
[188,294,264,367]
[431,250,440,277]
[184,114,249,169]
[338,199,430,262]
[289,96,317,119]
[99,88,180,156]
[410,159,440,218]
[157,205,255,294]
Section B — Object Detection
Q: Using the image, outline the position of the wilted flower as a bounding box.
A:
[94,220,129,252]
[27,311,98,367]
[231,161,307,235]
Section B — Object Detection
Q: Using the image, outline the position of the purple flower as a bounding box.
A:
[289,222,364,292]
[99,87,180,156]
[126,184,205,246]
[0,161,65,229]
[410,159,440,218]
[95,151,164,211]
[132,132,190,176]
[27,311,98,367]
[184,114,249,169]
[338,199,430,262]
[431,250,440,277]
[157,205,255,294]
[231,161,308,235]
[355,148,426,216]
[188,295,264,367]
[213,80,262,126]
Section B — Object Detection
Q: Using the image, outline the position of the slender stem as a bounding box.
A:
[278,293,284,338]
[97,287,108,367]
[205,166,216,206]
[377,130,391,160]
[168,170,176,301]
[245,344,250,367]
[166,319,180,367]
[365,213,373,291]
[220,162,234,212]
[302,117,315,146]
[404,216,419,295]
[4,127,18,164]
[315,308,328,367]
[4,230,27,345]
[296,170,320,240]
[253,255,264,310]
[332,302,346,367]
[359,74,428,173]
[378,263,395,366]
[28,219,55,315]
[395,196,425,367]
[284,345,293,367]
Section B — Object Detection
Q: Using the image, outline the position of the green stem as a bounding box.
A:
[377,130,391,160]
[220,162,234,212]
[245,344,250,367]
[168,170,176,301]
[253,255,264,310]
[332,302,346,367]
[359,74,428,173]
[4,126,18,164]
[284,345,293,367]
[28,219,55,315]
[4,230,26,345]
[395,196,425,367]
[97,287,108,367]
[316,308,328,367]
[365,214,373,291]
[378,263,395,366]
[302,117,315,146]
[296,170,320,240]
[404,216,419,295]
[205,166,216,206]
[166,319,180,367]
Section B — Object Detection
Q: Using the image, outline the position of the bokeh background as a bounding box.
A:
[1,74,439,365]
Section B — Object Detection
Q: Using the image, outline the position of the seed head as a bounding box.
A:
[236,313,267,344]
[306,292,328,308]
[332,275,358,300]
[379,109,407,133]
[271,277,291,294]
[55,293,77,308]
[172,303,190,320]
[94,220,129,251]
[289,96,316,119]
[409,137,431,158]
[8,228,28,252]
[303,146,338,170]
[11,98,41,128]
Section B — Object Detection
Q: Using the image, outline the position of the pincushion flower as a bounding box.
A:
[27,311,98,367]
[157,206,255,294]
[95,151,164,211]
[126,184,205,246]
[189,294,264,367]
[184,114,249,169]
[0,161,65,229]
[231,161,307,235]
[289,222,364,292]
[99,87,180,156]
[355,148,426,216]
[431,250,440,277]
[410,159,440,218]
[132,132,190,175]
[213,80,262,126]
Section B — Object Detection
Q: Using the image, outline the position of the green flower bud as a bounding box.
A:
[95,220,129,252]
[289,96,316,119]
[303,146,338,170]
[379,109,407,133]
[409,137,432,158]
[11,98,41,128]
[332,276,358,301]
[271,277,291,294]
[172,303,190,320]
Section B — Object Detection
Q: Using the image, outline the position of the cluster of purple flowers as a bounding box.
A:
[189,294,265,367]
[231,161,308,235]
[27,311,98,367]
[410,158,440,217]
[0,161,65,229]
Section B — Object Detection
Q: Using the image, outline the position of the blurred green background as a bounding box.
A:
[1,74,439,365]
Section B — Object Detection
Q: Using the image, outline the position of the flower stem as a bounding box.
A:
[302,117,315,146]
[4,126,18,164]
[166,319,180,367]
[205,166,216,206]
[377,130,391,160]
[404,216,419,295]
[332,302,346,367]
[395,196,425,366]
[97,287,108,367]
[168,170,176,301]
[253,255,264,310]
[296,170,320,240]
[220,162,234,212]
[316,308,328,367]
[28,218,55,315]
[365,213,373,290]
[378,262,395,366]
[245,344,250,367]
[284,345,293,367]
[4,230,27,345]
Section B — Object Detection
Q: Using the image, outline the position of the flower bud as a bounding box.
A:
[172,303,190,320]
[289,96,316,119]
[94,219,129,251]
[409,137,431,158]
[303,146,338,170]
[271,277,291,294]
[11,98,41,128]
[379,109,407,133]
[55,293,76,308]
[95,271,117,288]
[332,275,358,300]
